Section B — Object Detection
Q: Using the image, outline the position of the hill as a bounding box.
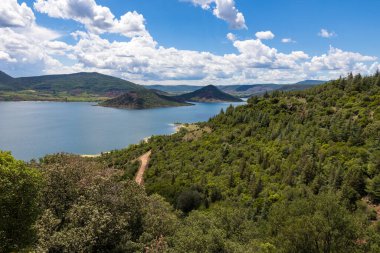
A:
[146,84,202,94]
[0,71,18,91]
[99,90,191,109]
[175,85,242,102]
[4,72,144,95]
[295,79,326,85]
[220,84,279,97]
[100,73,380,251]
[277,83,320,92]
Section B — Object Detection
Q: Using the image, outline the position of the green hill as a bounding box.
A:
[175,85,243,102]
[99,73,380,252]
[14,72,144,94]
[100,90,191,109]
[0,71,17,91]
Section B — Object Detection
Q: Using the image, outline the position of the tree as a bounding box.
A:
[366,175,380,203]
[269,192,360,253]
[176,189,202,213]
[35,154,176,252]
[375,76,380,87]
[0,151,42,252]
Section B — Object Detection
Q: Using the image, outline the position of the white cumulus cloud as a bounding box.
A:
[0,0,62,75]
[255,31,275,40]
[318,28,337,38]
[34,0,149,38]
[305,46,376,72]
[0,0,35,28]
[185,0,247,29]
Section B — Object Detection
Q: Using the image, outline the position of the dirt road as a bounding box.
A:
[135,150,152,185]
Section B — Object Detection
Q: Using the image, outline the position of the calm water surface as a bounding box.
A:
[0,101,245,161]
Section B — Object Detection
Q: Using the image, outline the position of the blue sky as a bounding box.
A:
[0,0,379,85]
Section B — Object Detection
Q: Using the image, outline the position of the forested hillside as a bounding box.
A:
[1,73,380,252]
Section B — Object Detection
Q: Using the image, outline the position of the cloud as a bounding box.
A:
[226,32,236,41]
[255,31,275,40]
[281,38,296,43]
[58,31,377,85]
[185,0,247,29]
[0,51,16,62]
[34,0,149,38]
[0,0,35,28]
[0,0,62,76]
[305,46,376,72]
[318,28,336,38]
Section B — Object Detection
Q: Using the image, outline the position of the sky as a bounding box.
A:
[0,0,379,85]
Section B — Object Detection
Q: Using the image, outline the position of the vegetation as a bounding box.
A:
[103,73,380,252]
[0,73,379,252]
[0,151,41,252]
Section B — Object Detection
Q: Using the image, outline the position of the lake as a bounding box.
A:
[0,101,245,161]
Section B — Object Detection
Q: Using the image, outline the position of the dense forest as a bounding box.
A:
[1,73,380,252]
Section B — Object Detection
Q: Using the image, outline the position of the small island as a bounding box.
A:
[174,85,243,102]
[99,90,191,109]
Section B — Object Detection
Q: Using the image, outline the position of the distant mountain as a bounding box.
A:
[146,85,201,94]
[0,71,14,83]
[0,71,18,90]
[295,80,326,85]
[146,80,326,98]
[100,90,191,109]
[278,82,325,92]
[219,84,279,97]
[13,72,144,95]
[175,85,242,102]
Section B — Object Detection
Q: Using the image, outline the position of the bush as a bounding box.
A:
[0,151,42,252]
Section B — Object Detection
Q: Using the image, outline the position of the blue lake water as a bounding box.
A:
[0,101,245,161]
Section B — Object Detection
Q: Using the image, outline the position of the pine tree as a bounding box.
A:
[375,76,380,87]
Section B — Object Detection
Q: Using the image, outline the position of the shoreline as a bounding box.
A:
[80,122,192,158]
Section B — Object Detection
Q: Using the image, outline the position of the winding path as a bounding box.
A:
[135,150,152,185]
